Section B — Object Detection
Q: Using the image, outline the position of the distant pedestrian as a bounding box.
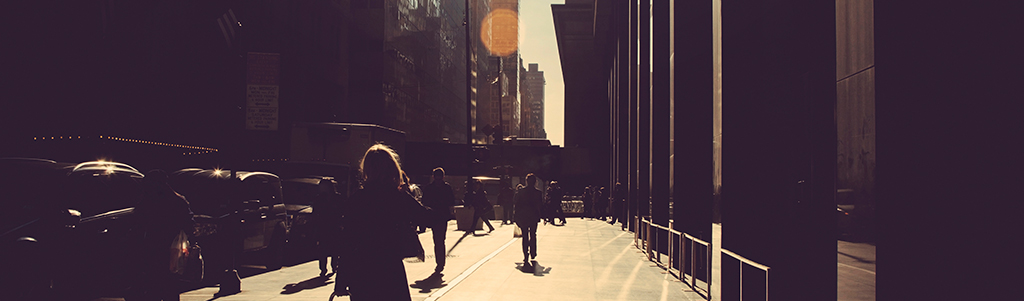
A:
[312,178,343,278]
[544,181,567,225]
[416,167,456,285]
[133,169,194,301]
[336,144,428,300]
[595,186,607,221]
[610,182,626,229]
[497,183,515,225]
[514,174,544,265]
[466,179,495,234]
[582,186,593,219]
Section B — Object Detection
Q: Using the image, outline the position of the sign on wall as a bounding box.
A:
[246,52,280,130]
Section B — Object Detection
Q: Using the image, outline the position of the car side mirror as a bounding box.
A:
[65,208,82,228]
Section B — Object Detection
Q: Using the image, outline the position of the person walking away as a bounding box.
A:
[336,144,429,300]
[581,186,593,219]
[466,179,495,234]
[514,174,544,265]
[610,182,626,229]
[133,170,194,301]
[497,184,515,225]
[595,186,607,221]
[312,178,343,279]
[416,167,456,285]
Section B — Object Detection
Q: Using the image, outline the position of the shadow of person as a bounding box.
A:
[409,279,449,293]
[280,275,334,295]
[515,261,551,276]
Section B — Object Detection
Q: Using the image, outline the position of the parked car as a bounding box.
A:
[242,161,357,252]
[0,158,179,300]
[280,176,325,252]
[169,168,287,271]
[838,205,854,237]
[0,158,80,300]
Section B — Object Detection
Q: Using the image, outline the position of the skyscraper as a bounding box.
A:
[520,62,546,138]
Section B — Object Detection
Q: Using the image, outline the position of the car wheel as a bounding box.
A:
[265,225,287,270]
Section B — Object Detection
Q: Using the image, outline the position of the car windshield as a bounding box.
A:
[63,171,143,217]
[281,180,319,206]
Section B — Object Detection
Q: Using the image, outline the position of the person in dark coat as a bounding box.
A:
[335,144,428,300]
[312,178,343,278]
[514,174,543,265]
[595,186,607,221]
[497,184,515,225]
[416,167,456,285]
[466,179,495,234]
[610,182,626,227]
[134,169,194,301]
[582,186,593,219]
[544,181,567,225]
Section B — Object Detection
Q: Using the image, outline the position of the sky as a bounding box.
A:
[517,1,565,147]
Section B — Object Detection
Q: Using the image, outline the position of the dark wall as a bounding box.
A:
[720,0,836,299]
[875,2,1022,299]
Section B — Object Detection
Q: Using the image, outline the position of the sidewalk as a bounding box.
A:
[179,219,705,301]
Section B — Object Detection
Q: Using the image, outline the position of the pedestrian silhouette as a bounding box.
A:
[610,182,626,228]
[545,181,567,225]
[312,178,344,292]
[497,183,515,225]
[334,144,428,300]
[132,169,194,301]
[595,186,607,221]
[466,179,495,235]
[514,174,544,265]
[414,167,456,286]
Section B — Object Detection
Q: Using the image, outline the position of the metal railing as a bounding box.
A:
[720,248,770,301]
[635,216,713,299]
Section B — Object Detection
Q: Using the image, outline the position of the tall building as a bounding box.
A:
[471,0,493,144]
[4,0,470,164]
[477,0,520,143]
[520,62,546,138]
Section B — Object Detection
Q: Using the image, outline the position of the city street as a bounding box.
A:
[174,219,705,301]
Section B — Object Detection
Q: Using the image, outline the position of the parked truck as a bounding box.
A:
[290,122,406,167]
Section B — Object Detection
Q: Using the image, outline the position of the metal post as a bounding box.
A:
[707,242,713,298]
[679,234,685,282]
[739,262,743,301]
[646,219,652,260]
[465,0,472,145]
[667,232,672,273]
[690,239,696,288]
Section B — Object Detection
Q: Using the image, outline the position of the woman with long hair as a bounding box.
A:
[335,144,428,300]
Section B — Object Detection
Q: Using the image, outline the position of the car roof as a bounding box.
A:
[67,161,144,178]
[171,168,280,181]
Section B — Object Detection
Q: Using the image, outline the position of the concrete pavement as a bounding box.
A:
[178,219,705,301]
[838,240,875,301]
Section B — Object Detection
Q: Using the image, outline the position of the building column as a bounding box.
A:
[719,0,836,299]
[626,0,639,231]
[616,0,630,227]
[673,0,714,278]
[650,0,671,253]
[637,0,651,221]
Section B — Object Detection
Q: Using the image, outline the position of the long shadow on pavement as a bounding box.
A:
[281,274,334,294]
[515,261,552,276]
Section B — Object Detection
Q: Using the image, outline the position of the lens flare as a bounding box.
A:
[481,9,519,57]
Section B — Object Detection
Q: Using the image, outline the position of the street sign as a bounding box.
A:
[246,52,280,130]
